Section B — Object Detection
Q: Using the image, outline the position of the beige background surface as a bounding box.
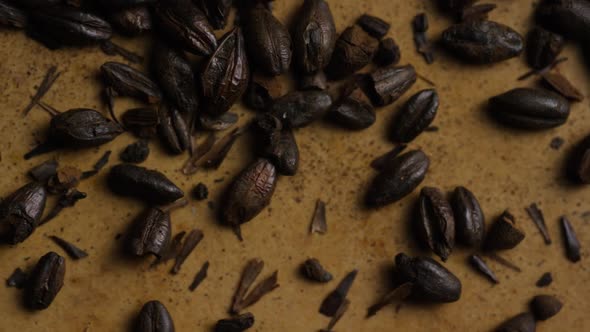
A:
[0,0,588,331]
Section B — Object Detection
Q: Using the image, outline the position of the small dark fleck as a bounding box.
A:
[81,150,112,179]
[469,254,498,284]
[49,235,88,260]
[536,272,553,288]
[525,203,551,245]
[309,200,327,234]
[550,137,565,150]
[193,183,209,201]
[560,216,581,263]
[301,258,332,283]
[189,261,209,292]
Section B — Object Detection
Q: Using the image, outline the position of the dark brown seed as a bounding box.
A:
[243,73,283,111]
[301,258,332,283]
[326,25,378,79]
[460,4,497,22]
[357,14,390,38]
[391,89,438,142]
[374,38,401,67]
[122,107,159,139]
[47,109,123,151]
[231,259,264,314]
[484,211,525,251]
[202,28,250,116]
[199,113,239,131]
[193,183,209,200]
[413,13,434,64]
[26,252,65,310]
[0,1,27,28]
[328,97,376,130]
[416,187,455,261]
[158,104,190,155]
[221,159,277,240]
[469,254,499,284]
[108,164,184,204]
[541,71,584,101]
[495,312,536,332]
[171,229,204,274]
[366,283,413,318]
[6,268,27,289]
[370,145,408,171]
[127,208,171,257]
[121,141,149,163]
[531,295,563,321]
[41,188,86,224]
[0,182,47,244]
[394,253,462,303]
[196,0,232,30]
[560,216,581,262]
[366,150,430,207]
[29,159,59,183]
[299,71,328,91]
[536,272,553,287]
[442,20,524,63]
[527,27,564,70]
[152,41,200,115]
[309,199,327,234]
[488,88,570,129]
[49,236,88,260]
[108,6,152,36]
[568,134,590,184]
[135,300,175,332]
[292,0,337,74]
[320,270,358,317]
[189,261,209,291]
[29,7,112,47]
[525,203,551,245]
[536,0,590,42]
[252,114,299,175]
[270,90,333,128]
[101,62,162,104]
[154,0,217,56]
[452,186,485,247]
[22,66,60,116]
[243,5,292,76]
[215,312,255,332]
[367,65,417,106]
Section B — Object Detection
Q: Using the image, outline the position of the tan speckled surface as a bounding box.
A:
[0,1,589,331]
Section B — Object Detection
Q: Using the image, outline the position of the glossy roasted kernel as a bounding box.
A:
[243,4,292,76]
[484,211,525,251]
[366,150,430,207]
[252,114,299,176]
[326,25,378,79]
[451,186,485,247]
[416,187,455,261]
[215,312,255,332]
[0,1,27,28]
[442,20,524,63]
[120,140,149,163]
[122,107,159,138]
[270,90,333,128]
[49,109,123,148]
[29,7,112,46]
[292,0,336,74]
[101,62,162,103]
[368,65,416,106]
[154,0,217,56]
[222,158,278,240]
[536,0,590,41]
[328,96,376,130]
[357,14,390,38]
[135,300,175,332]
[394,253,462,302]
[526,27,564,69]
[374,38,401,67]
[109,6,152,36]
[495,313,536,332]
[488,88,570,129]
[568,134,590,184]
[128,208,171,257]
[0,182,47,244]
[391,89,438,143]
[157,104,190,155]
[196,0,233,30]
[202,28,250,116]
[108,164,184,204]
[530,295,563,321]
[26,252,65,310]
